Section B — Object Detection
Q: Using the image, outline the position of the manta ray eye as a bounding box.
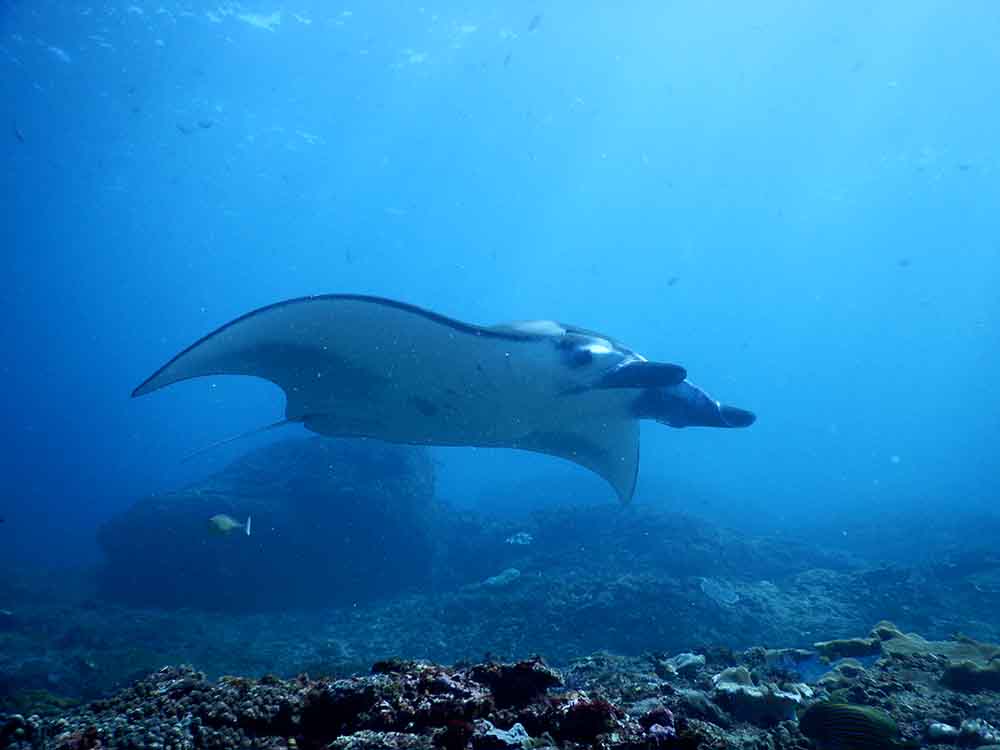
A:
[567,347,593,367]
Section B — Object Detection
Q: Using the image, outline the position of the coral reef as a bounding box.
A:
[710,665,810,725]
[2,623,999,749]
[942,660,1000,692]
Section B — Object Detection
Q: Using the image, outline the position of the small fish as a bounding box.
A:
[896,257,911,268]
[503,51,512,67]
[208,514,252,536]
[13,122,24,144]
[528,13,542,32]
[799,702,900,749]
[47,45,72,64]
[197,118,215,129]
[505,532,533,545]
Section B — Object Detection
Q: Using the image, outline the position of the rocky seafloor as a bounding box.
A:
[3,620,1000,749]
[2,438,999,747]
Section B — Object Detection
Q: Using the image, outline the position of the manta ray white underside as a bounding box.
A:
[133,295,755,502]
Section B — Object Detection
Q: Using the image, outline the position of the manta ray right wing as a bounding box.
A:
[514,417,640,503]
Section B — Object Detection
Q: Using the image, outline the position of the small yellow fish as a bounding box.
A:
[208,514,251,536]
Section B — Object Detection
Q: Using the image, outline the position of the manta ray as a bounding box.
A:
[133,295,755,502]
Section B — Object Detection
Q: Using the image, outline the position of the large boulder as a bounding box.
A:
[97,437,435,612]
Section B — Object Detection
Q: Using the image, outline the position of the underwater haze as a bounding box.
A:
[3,0,999,574]
[7,4,1000,740]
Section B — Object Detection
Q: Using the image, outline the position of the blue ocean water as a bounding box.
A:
[2,0,998,581]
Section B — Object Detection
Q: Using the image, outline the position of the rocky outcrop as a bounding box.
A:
[97,438,435,612]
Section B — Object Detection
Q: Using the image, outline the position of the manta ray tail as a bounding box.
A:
[181,419,294,462]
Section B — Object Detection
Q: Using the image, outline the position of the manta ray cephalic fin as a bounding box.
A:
[597,361,687,389]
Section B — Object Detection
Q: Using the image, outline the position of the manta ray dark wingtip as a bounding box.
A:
[132,372,166,398]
